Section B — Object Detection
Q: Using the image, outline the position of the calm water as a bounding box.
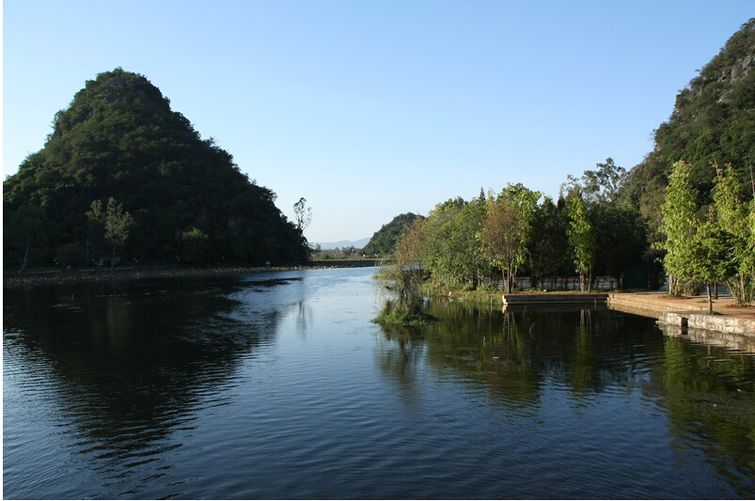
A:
[4,267,755,499]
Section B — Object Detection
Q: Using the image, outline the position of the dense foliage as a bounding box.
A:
[389,160,648,293]
[621,19,755,245]
[374,219,433,326]
[4,68,308,268]
[362,212,424,255]
[659,161,754,307]
[659,161,700,296]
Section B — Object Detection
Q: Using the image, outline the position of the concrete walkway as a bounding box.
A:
[608,292,755,336]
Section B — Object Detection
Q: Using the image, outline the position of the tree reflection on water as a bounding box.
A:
[375,299,755,495]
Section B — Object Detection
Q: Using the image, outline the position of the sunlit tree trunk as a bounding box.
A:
[19,238,30,273]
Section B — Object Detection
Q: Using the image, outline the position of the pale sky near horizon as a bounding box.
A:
[4,1,753,242]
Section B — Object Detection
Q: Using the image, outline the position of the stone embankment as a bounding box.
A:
[608,292,755,337]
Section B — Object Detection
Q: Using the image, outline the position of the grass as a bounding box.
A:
[372,298,437,327]
[372,311,437,327]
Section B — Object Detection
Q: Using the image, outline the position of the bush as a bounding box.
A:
[179,227,210,264]
[56,242,86,268]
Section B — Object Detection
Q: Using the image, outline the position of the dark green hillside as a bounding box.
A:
[4,68,308,268]
[363,212,424,256]
[621,19,755,239]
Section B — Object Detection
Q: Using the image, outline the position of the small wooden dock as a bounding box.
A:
[502,293,608,306]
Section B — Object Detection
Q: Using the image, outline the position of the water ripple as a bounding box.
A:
[5,269,755,499]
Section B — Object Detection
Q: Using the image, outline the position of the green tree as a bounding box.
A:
[591,204,646,289]
[479,185,539,293]
[179,227,211,264]
[527,196,572,287]
[712,163,754,305]
[378,219,427,322]
[6,205,46,272]
[422,198,484,290]
[688,218,737,313]
[567,193,596,291]
[564,158,626,204]
[659,161,699,296]
[86,197,135,268]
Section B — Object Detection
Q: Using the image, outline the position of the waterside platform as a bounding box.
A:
[502,293,608,306]
[608,292,755,337]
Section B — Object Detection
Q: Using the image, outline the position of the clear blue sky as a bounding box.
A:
[4,1,753,243]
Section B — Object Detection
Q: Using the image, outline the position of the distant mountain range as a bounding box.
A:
[314,237,370,250]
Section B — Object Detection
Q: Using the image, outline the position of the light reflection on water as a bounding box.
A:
[4,267,755,499]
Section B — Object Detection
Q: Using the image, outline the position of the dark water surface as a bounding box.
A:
[4,267,755,499]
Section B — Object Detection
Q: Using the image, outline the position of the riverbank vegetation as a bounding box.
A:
[659,161,755,310]
[380,158,753,307]
[382,161,647,297]
[373,219,436,327]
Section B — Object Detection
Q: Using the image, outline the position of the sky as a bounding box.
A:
[4,1,754,243]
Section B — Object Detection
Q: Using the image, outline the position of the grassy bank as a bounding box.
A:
[426,287,621,305]
[438,288,503,305]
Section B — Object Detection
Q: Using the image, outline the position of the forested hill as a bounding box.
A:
[621,18,755,237]
[363,213,424,255]
[4,68,308,268]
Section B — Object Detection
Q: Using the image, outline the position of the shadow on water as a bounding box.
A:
[375,299,755,496]
[647,334,755,494]
[375,326,426,407]
[3,276,284,495]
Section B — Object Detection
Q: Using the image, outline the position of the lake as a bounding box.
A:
[4,267,755,499]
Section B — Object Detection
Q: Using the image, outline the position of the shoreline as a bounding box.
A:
[608,292,755,337]
[3,260,380,289]
[431,287,754,338]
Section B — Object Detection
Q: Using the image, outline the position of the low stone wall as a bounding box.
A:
[606,296,663,319]
[657,311,754,336]
[659,323,755,351]
[608,293,755,338]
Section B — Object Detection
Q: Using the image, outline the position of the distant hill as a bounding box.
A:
[3,68,308,268]
[620,18,755,239]
[315,238,370,250]
[363,213,424,256]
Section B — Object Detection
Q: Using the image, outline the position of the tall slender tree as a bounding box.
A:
[659,161,699,296]
[688,216,737,313]
[566,193,596,291]
[713,163,754,305]
[480,196,525,294]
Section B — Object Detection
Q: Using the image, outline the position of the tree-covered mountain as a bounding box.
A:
[621,19,755,241]
[4,68,308,268]
[363,213,424,256]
